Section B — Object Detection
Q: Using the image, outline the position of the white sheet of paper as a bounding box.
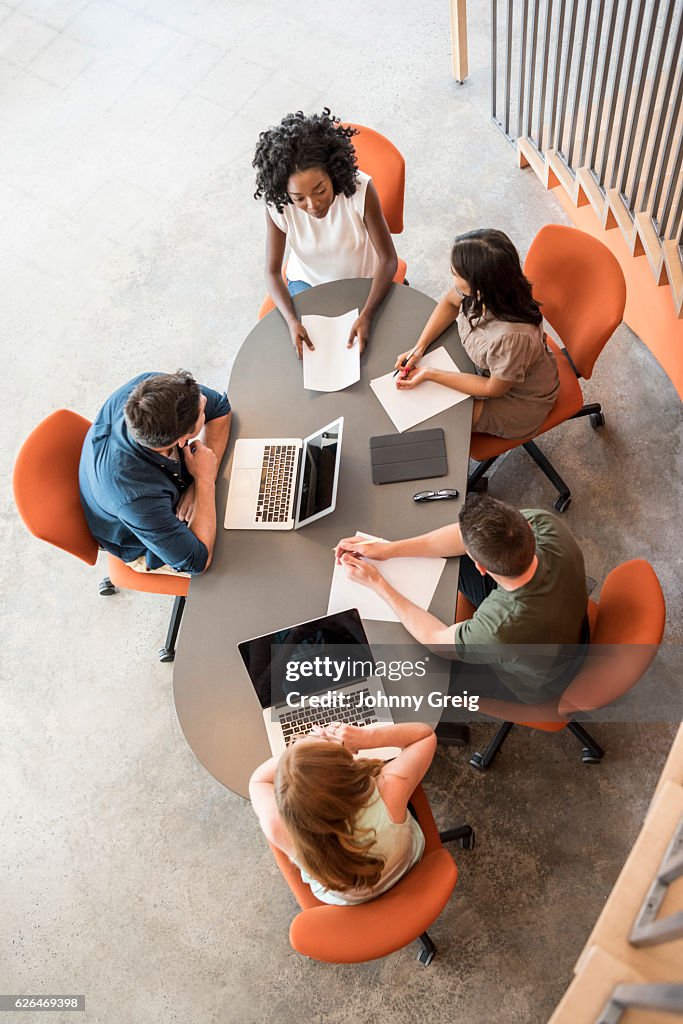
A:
[369,346,469,432]
[301,309,361,392]
[327,531,447,623]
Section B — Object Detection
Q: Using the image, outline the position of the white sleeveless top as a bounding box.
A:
[266,170,380,286]
[297,784,425,906]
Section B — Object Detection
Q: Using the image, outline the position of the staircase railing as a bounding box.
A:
[491,0,683,315]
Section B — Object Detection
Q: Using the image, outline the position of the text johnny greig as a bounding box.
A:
[284,656,480,712]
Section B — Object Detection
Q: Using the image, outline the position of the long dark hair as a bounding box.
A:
[253,108,359,213]
[451,229,542,327]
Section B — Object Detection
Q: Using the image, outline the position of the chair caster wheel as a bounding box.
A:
[158,648,175,663]
[589,411,605,428]
[458,829,475,850]
[99,578,116,596]
[468,752,488,772]
[417,947,435,966]
[403,278,410,286]
[554,494,571,513]
[581,750,603,764]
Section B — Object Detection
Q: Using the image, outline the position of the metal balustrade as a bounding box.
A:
[491,0,683,312]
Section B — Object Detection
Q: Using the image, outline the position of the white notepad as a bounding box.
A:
[370,346,469,432]
[301,309,361,392]
[328,531,447,623]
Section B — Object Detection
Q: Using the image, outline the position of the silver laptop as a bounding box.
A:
[238,608,400,760]
[224,417,343,531]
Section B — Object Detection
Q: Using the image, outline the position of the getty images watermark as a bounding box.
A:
[283,655,481,712]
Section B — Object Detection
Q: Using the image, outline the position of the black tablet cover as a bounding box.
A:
[369,428,448,484]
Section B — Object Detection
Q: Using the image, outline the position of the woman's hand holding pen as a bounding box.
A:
[396,366,429,390]
[393,346,422,379]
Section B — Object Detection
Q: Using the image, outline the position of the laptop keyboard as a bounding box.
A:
[279,688,379,746]
[256,444,297,523]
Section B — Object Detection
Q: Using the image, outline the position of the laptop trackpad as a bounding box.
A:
[231,468,260,497]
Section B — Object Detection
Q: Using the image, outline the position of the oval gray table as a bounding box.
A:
[173,280,474,798]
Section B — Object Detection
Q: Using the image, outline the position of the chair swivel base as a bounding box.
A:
[469,722,514,772]
[417,932,436,965]
[566,721,605,764]
[158,595,186,664]
[440,824,475,850]
[467,439,573,513]
[469,720,605,772]
[97,579,186,662]
[415,823,475,965]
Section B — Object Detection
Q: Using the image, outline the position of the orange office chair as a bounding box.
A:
[269,783,474,965]
[13,409,190,663]
[459,560,666,771]
[257,123,408,321]
[468,225,627,512]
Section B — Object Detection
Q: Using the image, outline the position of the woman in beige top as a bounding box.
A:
[249,722,435,906]
[395,229,559,439]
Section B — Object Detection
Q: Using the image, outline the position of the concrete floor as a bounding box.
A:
[2,0,681,1022]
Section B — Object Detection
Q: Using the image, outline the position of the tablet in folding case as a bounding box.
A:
[369,428,448,485]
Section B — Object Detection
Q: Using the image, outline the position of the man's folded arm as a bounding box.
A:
[119,498,210,575]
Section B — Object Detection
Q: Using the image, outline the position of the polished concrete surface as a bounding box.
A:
[2,0,681,1021]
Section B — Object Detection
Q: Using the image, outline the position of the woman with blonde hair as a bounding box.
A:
[249,722,436,905]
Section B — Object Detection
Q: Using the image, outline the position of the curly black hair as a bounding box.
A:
[253,108,359,213]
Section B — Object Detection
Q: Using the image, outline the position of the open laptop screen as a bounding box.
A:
[238,608,374,710]
[294,418,343,528]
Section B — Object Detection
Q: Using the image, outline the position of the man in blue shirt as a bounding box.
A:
[79,371,232,575]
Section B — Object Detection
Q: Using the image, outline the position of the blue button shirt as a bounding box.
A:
[79,373,231,574]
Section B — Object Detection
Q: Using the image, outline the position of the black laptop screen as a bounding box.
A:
[295,422,341,525]
[237,608,374,709]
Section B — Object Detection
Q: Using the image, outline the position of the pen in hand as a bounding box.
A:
[393,349,416,378]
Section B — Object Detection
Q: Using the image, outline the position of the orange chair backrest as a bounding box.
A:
[524,224,626,379]
[559,559,665,715]
[13,409,99,566]
[288,848,457,963]
[268,782,458,962]
[343,123,405,234]
[590,559,666,646]
[268,783,458,963]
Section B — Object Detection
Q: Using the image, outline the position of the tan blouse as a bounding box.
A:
[457,308,560,439]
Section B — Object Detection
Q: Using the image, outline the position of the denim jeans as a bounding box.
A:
[287,279,312,297]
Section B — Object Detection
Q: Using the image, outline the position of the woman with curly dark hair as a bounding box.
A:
[394,229,559,440]
[253,109,398,359]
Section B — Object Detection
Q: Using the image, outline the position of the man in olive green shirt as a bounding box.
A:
[334,494,589,706]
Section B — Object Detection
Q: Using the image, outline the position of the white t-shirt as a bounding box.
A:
[266,170,379,287]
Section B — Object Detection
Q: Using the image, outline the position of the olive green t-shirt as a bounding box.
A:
[454,509,588,703]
